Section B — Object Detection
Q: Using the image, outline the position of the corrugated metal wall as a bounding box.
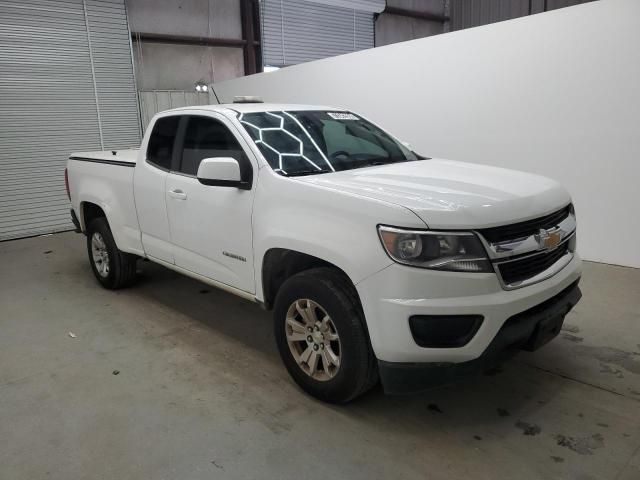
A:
[84,0,140,149]
[450,0,596,31]
[0,0,140,241]
[261,0,375,67]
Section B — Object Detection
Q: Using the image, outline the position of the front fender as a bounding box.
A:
[252,169,426,302]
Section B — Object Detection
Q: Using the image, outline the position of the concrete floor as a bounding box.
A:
[1,232,639,480]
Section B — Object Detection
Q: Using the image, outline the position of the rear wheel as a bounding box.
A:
[86,218,137,289]
[274,267,377,403]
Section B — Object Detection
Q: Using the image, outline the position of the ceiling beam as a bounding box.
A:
[383,6,449,23]
[130,32,259,49]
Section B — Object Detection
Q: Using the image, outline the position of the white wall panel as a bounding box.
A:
[215,0,639,268]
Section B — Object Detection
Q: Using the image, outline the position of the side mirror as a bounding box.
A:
[196,157,250,190]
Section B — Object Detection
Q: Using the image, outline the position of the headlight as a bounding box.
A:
[377,226,492,272]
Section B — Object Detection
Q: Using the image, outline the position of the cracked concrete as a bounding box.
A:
[1,232,639,479]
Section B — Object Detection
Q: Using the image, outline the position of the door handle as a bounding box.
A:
[168,189,187,200]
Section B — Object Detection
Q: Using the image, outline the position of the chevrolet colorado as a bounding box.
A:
[66,101,582,403]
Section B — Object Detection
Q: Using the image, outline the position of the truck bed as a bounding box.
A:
[67,148,144,256]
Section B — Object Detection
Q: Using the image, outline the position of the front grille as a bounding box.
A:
[479,205,571,243]
[498,242,570,285]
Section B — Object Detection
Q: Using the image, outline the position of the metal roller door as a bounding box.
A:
[261,0,382,67]
[0,0,140,241]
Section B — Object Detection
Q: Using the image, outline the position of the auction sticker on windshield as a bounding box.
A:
[327,112,358,120]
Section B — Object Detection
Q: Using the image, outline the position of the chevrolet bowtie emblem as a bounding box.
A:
[536,228,561,250]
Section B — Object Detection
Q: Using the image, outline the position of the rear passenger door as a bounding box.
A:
[133,115,180,263]
[165,113,256,293]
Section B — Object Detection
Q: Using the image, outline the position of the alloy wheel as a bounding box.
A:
[91,232,110,278]
[285,299,341,381]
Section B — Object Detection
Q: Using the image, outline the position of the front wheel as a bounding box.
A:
[86,218,137,289]
[273,268,377,403]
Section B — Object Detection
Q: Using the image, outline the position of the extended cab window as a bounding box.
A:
[178,116,250,177]
[147,116,180,170]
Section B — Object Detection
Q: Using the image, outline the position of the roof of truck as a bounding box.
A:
[165,103,346,114]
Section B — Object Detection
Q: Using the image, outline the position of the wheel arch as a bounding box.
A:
[261,248,358,311]
[80,201,107,233]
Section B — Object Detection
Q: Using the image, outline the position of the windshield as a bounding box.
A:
[237,110,423,176]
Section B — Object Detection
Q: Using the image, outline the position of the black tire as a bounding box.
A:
[86,217,137,289]
[274,267,378,404]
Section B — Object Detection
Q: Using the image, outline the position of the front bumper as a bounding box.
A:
[377,280,581,394]
[356,253,582,363]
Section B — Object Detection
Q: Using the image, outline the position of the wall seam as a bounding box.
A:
[124,0,143,138]
[353,8,356,50]
[82,0,104,150]
[280,0,286,65]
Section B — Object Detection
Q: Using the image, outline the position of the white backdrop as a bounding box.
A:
[215,0,639,268]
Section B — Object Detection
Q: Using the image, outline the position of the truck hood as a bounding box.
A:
[297,159,571,229]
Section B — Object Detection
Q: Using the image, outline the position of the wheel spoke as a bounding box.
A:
[295,300,312,325]
[308,350,320,375]
[298,345,313,365]
[321,316,338,340]
[286,317,306,334]
[320,348,339,379]
[286,317,309,342]
[288,331,308,342]
[93,234,105,249]
[324,344,340,368]
[296,299,317,325]
[325,331,339,342]
[319,349,331,376]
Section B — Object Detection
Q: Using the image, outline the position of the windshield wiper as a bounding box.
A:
[279,168,333,177]
[365,156,429,166]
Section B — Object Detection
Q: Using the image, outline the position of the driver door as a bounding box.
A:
[165,114,256,293]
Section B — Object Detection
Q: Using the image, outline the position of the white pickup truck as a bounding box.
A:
[66,101,582,403]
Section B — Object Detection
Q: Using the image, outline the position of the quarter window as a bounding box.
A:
[147,116,180,170]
